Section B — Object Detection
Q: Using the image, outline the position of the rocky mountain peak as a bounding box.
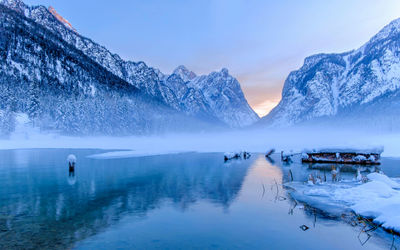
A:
[48,6,77,33]
[172,65,197,82]
[0,0,26,13]
[373,18,400,41]
[220,68,229,76]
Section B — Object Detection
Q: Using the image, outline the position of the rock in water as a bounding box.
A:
[224,151,251,161]
[67,154,76,166]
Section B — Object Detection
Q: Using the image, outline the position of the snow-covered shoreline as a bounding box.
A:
[285,173,400,233]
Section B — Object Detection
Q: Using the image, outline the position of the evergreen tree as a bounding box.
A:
[27,80,41,126]
[0,106,16,137]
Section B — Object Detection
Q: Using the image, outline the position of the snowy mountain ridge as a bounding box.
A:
[0,0,258,128]
[0,2,226,136]
[172,65,197,82]
[263,17,400,129]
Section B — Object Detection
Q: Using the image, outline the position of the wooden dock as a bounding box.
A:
[301,148,383,165]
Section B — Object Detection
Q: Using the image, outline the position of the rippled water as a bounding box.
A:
[0,149,398,249]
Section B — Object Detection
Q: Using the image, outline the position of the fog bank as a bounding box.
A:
[1,126,399,158]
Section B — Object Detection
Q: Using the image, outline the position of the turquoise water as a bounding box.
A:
[0,149,397,249]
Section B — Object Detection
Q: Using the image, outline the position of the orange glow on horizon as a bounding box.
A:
[253,99,280,117]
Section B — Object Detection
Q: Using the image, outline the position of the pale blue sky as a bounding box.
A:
[24,0,400,115]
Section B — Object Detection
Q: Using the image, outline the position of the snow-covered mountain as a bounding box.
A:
[0,1,234,136]
[262,18,400,130]
[0,0,258,130]
[162,66,259,127]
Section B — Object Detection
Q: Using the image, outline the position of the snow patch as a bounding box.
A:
[367,173,400,188]
[286,173,400,232]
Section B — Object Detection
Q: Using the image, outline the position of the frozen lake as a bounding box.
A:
[0,149,398,249]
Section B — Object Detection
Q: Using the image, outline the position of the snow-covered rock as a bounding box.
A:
[262,18,400,129]
[67,154,76,164]
[224,151,251,161]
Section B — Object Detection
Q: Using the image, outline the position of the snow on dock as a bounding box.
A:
[301,147,383,165]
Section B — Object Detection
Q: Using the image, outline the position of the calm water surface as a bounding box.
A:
[0,149,399,249]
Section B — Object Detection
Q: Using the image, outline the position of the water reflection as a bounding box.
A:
[68,172,76,185]
[0,150,397,249]
[0,150,252,249]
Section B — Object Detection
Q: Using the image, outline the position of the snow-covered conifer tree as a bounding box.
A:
[27,80,41,126]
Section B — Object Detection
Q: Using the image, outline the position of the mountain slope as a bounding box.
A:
[0,2,214,136]
[263,18,400,129]
[0,0,258,128]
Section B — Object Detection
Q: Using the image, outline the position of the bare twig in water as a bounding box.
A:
[313,209,317,228]
[273,179,280,202]
[274,179,279,194]
[288,200,298,215]
[261,183,266,198]
[358,230,372,246]
[288,169,294,182]
[361,218,378,233]
[391,230,397,250]
[357,217,377,246]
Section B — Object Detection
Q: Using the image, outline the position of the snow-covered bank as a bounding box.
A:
[1,127,400,158]
[285,173,400,233]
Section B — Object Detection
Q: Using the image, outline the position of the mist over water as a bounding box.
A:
[3,124,400,159]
